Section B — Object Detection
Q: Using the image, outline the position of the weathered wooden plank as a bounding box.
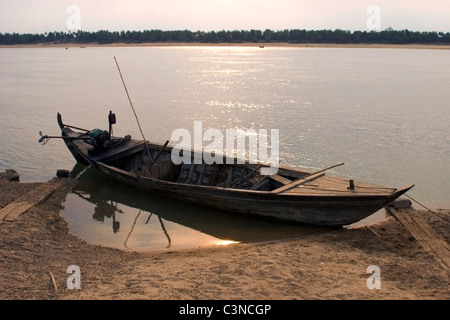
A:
[269,174,292,185]
[324,175,394,190]
[409,211,450,257]
[271,172,325,193]
[281,174,397,196]
[388,208,450,272]
[0,182,62,222]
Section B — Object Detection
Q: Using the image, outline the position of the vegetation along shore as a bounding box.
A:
[1,28,449,46]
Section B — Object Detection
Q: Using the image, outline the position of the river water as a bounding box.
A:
[1,46,449,250]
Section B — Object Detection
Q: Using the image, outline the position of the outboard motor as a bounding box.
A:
[87,111,126,155]
[88,129,110,149]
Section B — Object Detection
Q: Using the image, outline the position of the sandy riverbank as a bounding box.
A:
[1,42,450,50]
[0,177,449,301]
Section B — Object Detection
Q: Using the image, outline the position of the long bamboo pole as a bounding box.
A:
[113,56,153,163]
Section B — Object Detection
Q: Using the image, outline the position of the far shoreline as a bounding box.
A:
[1,42,450,50]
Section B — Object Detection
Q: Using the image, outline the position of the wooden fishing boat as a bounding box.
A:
[51,112,414,227]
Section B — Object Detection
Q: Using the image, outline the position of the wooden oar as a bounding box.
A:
[149,140,170,168]
[271,162,345,193]
[303,162,345,178]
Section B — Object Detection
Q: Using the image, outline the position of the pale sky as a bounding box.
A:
[1,0,449,34]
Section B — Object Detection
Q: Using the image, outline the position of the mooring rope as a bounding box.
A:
[405,193,450,224]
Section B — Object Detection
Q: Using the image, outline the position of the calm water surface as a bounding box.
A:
[1,46,449,250]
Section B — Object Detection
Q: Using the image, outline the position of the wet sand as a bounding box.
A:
[0,177,449,300]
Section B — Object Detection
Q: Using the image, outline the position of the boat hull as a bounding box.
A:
[58,114,413,227]
[93,161,409,227]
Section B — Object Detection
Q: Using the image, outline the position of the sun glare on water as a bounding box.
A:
[214,240,241,246]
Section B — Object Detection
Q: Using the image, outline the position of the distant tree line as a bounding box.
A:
[1,29,449,45]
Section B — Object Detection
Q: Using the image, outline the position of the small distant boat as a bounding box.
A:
[49,113,414,227]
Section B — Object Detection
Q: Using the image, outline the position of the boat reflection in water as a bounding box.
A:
[61,164,331,251]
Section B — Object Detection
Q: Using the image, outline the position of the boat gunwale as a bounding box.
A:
[61,124,413,200]
[93,158,413,201]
